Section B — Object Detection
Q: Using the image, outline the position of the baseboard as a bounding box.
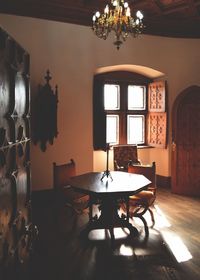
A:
[156,175,171,189]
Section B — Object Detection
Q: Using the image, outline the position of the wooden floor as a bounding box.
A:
[29,187,200,280]
[155,188,200,280]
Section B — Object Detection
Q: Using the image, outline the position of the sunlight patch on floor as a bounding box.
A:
[88,227,130,240]
[162,230,193,263]
[153,204,171,229]
[153,204,193,263]
[119,244,134,256]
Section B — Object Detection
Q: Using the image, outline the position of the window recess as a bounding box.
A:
[93,73,167,150]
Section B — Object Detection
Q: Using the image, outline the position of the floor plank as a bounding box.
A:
[155,188,200,280]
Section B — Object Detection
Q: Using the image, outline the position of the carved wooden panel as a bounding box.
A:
[0,117,15,146]
[0,27,34,273]
[147,80,167,148]
[148,81,166,112]
[147,112,167,148]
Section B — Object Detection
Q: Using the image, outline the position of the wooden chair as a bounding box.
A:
[123,162,156,234]
[53,159,89,215]
[113,145,141,172]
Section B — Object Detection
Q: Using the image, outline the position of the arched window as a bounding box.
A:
[93,71,167,150]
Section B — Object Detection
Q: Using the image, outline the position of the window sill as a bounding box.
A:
[137,145,154,149]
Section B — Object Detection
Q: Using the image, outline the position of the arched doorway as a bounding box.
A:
[171,86,200,196]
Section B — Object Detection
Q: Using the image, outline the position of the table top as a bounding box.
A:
[69,171,151,196]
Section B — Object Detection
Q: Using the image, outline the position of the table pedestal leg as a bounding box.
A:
[81,196,138,240]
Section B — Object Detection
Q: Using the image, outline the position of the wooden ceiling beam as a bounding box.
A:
[0,0,200,38]
[158,0,200,18]
[146,0,163,16]
[187,0,199,17]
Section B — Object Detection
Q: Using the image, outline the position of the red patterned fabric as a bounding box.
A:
[113,145,140,171]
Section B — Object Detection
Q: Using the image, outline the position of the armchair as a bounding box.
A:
[122,162,156,235]
[53,159,89,215]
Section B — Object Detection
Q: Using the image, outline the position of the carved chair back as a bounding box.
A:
[113,145,140,171]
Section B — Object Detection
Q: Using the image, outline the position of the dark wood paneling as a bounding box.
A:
[156,174,171,189]
[172,86,200,196]
[0,27,34,275]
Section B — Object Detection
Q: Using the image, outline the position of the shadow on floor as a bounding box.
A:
[27,202,187,280]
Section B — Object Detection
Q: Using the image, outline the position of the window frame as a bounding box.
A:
[93,71,167,151]
[103,79,149,146]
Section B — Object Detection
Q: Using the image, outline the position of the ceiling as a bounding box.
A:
[0,0,200,38]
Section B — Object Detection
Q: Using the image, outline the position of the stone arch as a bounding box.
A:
[95,64,164,79]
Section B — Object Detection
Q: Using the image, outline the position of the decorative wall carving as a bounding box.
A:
[33,70,58,152]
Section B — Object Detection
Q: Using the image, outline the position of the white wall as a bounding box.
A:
[0,14,200,190]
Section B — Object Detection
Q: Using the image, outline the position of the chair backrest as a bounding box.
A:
[128,162,156,188]
[113,145,140,171]
[53,158,76,189]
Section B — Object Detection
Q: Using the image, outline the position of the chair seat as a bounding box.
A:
[130,190,155,206]
[62,187,89,212]
[62,186,88,201]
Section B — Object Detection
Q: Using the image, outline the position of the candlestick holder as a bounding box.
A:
[101,143,113,181]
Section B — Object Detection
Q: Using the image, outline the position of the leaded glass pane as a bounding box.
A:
[128,85,146,110]
[127,115,145,144]
[106,115,119,144]
[104,84,120,110]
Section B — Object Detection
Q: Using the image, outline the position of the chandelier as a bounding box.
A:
[92,0,144,50]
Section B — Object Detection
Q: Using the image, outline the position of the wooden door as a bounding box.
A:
[0,26,34,274]
[171,86,200,196]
